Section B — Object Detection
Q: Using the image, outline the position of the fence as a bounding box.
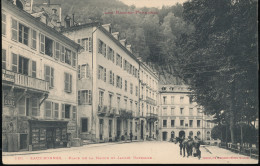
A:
[219,142,259,159]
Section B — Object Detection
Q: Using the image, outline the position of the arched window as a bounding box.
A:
[189,131,193,137]
[16,0,24,10]
[207,131,211,140]
[171,131,175,138]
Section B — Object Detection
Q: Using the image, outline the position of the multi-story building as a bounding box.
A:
[62,23,140,142]
[2,0,79,152]
[138,59,159,140]
[158,84,215,142]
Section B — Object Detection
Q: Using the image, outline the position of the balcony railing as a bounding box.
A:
[146,97,156,105]
[98,105,107,116]
[146,113,158,122]
[3,69,49,92]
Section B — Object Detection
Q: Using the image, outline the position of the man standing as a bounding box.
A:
[193,136,201,159]
[130,132,133,142]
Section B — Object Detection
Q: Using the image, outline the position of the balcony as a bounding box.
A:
[118,109,133,119]
[133,112,140,119]
[98,105,107,116]
[145,96,156,105]
[106,106,116,117]
[146,113,158,122]
[2,69,49,92]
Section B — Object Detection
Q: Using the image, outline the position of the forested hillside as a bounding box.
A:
[35,0,190,84]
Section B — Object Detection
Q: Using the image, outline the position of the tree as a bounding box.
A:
[175,0,258,144]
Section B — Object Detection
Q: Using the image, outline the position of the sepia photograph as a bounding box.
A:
[1,0,258,164]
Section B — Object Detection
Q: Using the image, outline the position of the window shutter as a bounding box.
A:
[62,104,65,118]
[78,91,81,105]
[64,73,68,91]
[32,61,36,78]
[11,18,18,41]
[40,33,45,54]
[78,65,81,79]
[61,45,65,62]
[104,68,106,82]
[12,53,18,72]
[89,37,92,52]
[69,74,72,92]
[51,67,54,87]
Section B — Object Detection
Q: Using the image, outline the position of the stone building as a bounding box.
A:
[2,0,79,152]
[158,84,216,142]
[62,23,141,142]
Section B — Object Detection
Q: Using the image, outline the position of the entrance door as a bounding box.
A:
[46,128,54,149]
[109,120,112,139]
[163,132,167,141]
[116,118,121,139]
[99,119,104,140]
[179,130,185,138]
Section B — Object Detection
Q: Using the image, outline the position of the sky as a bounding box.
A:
[119,0,188,8]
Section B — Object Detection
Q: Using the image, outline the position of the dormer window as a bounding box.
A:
[162,87,166,91]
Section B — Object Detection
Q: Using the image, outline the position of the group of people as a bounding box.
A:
[175,135,202,159]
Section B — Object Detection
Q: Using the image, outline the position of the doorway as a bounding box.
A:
[162,132,168,141]
[99,119,104,140]
[179,130,185,138]
[46,128,54,149]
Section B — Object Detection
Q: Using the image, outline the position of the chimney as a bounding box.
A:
[112,32,119,40]
[64,15,71,28]
[126,44,132,53]
[120,39,126,47]
[102,24,111,33]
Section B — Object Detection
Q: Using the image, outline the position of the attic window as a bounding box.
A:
[162,87,166,91]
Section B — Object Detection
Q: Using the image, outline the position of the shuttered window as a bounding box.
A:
[40,33,45,54]
[72,51,76,67]
[53,103,59,118]
[31,98,39,116]
[45,65,54,88]
[11,18,18,41]
[72,106,76,120]
[2,49,6,69]
[45,101,52,118]
[64,72,72,92]
[55,42,60,60]
[61,104,65,118]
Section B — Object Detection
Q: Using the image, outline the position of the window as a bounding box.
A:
[31,61,36,78]
[78,90,92,104]
[19,24,29,46]
[130,100,133,111]
[98,39,106,56]
[61,104,65,118]
[180,96,184,103]
[189,120,193,127]
[130,83,133,94]
[12,53,18,72]
[2,49,6,69]
[98,65,106,82]
[180,120,184,126]
[82,38,89,51]
[31,29,37,50]
[197,120,201,127]
[171,120,175,127]
[163,107,167,116]
[72,106,76,120]
[135,86,138,96]
[45,65,54,87]
[189,97,193,104]
[81,118,88,132]
[2,12,6,35]
[45,36,54,57]
[163,120,167,127]
[207,122,210,128]
[116,75,122,88]
[64,72,72,92]
[11,18,18,41]
[171,96,174,104]
[31,98,39,116]
[45,101,52,118]
[171,108,174,115]
[107,46,114,62]
[125,80,127,92]
[116,54,122,67]
[109,70,114,85]
[180,108,184,115]
[163,96,167,104]
[189,131,193,137]
[99,91,104,106]
[117,97,120,110]
[65,104,71,119]
[108,94,113,108]
[53,103,59,118]
[189,108,193,115]
[65,48,71,65]
[124,99,127,109]
[18,56,29,75]
[55,42,60,59]
[207,131,211,140]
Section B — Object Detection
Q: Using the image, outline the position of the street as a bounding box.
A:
[2,141,258,164]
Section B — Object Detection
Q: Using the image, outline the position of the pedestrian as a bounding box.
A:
[193,136,201,159]
[130,132,133,142]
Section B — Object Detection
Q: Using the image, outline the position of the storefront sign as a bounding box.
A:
[4,94,15,107]
[2,69,15,83]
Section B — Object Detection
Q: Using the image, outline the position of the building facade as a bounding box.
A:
[2,0,79,152]
[138,59,159,140]
[62,23,141,142]
[158,85,215,142]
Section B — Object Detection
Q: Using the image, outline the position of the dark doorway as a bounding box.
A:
[179,130,185,138]
[141,120,144,140]
[20,134,27,150]
[163,132,167,141]
[46,128,54,149]
[81,118,88,132]
[117,118,121,138]
[99,119,103,140]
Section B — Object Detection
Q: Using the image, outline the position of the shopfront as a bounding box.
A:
[29,120,68,151]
